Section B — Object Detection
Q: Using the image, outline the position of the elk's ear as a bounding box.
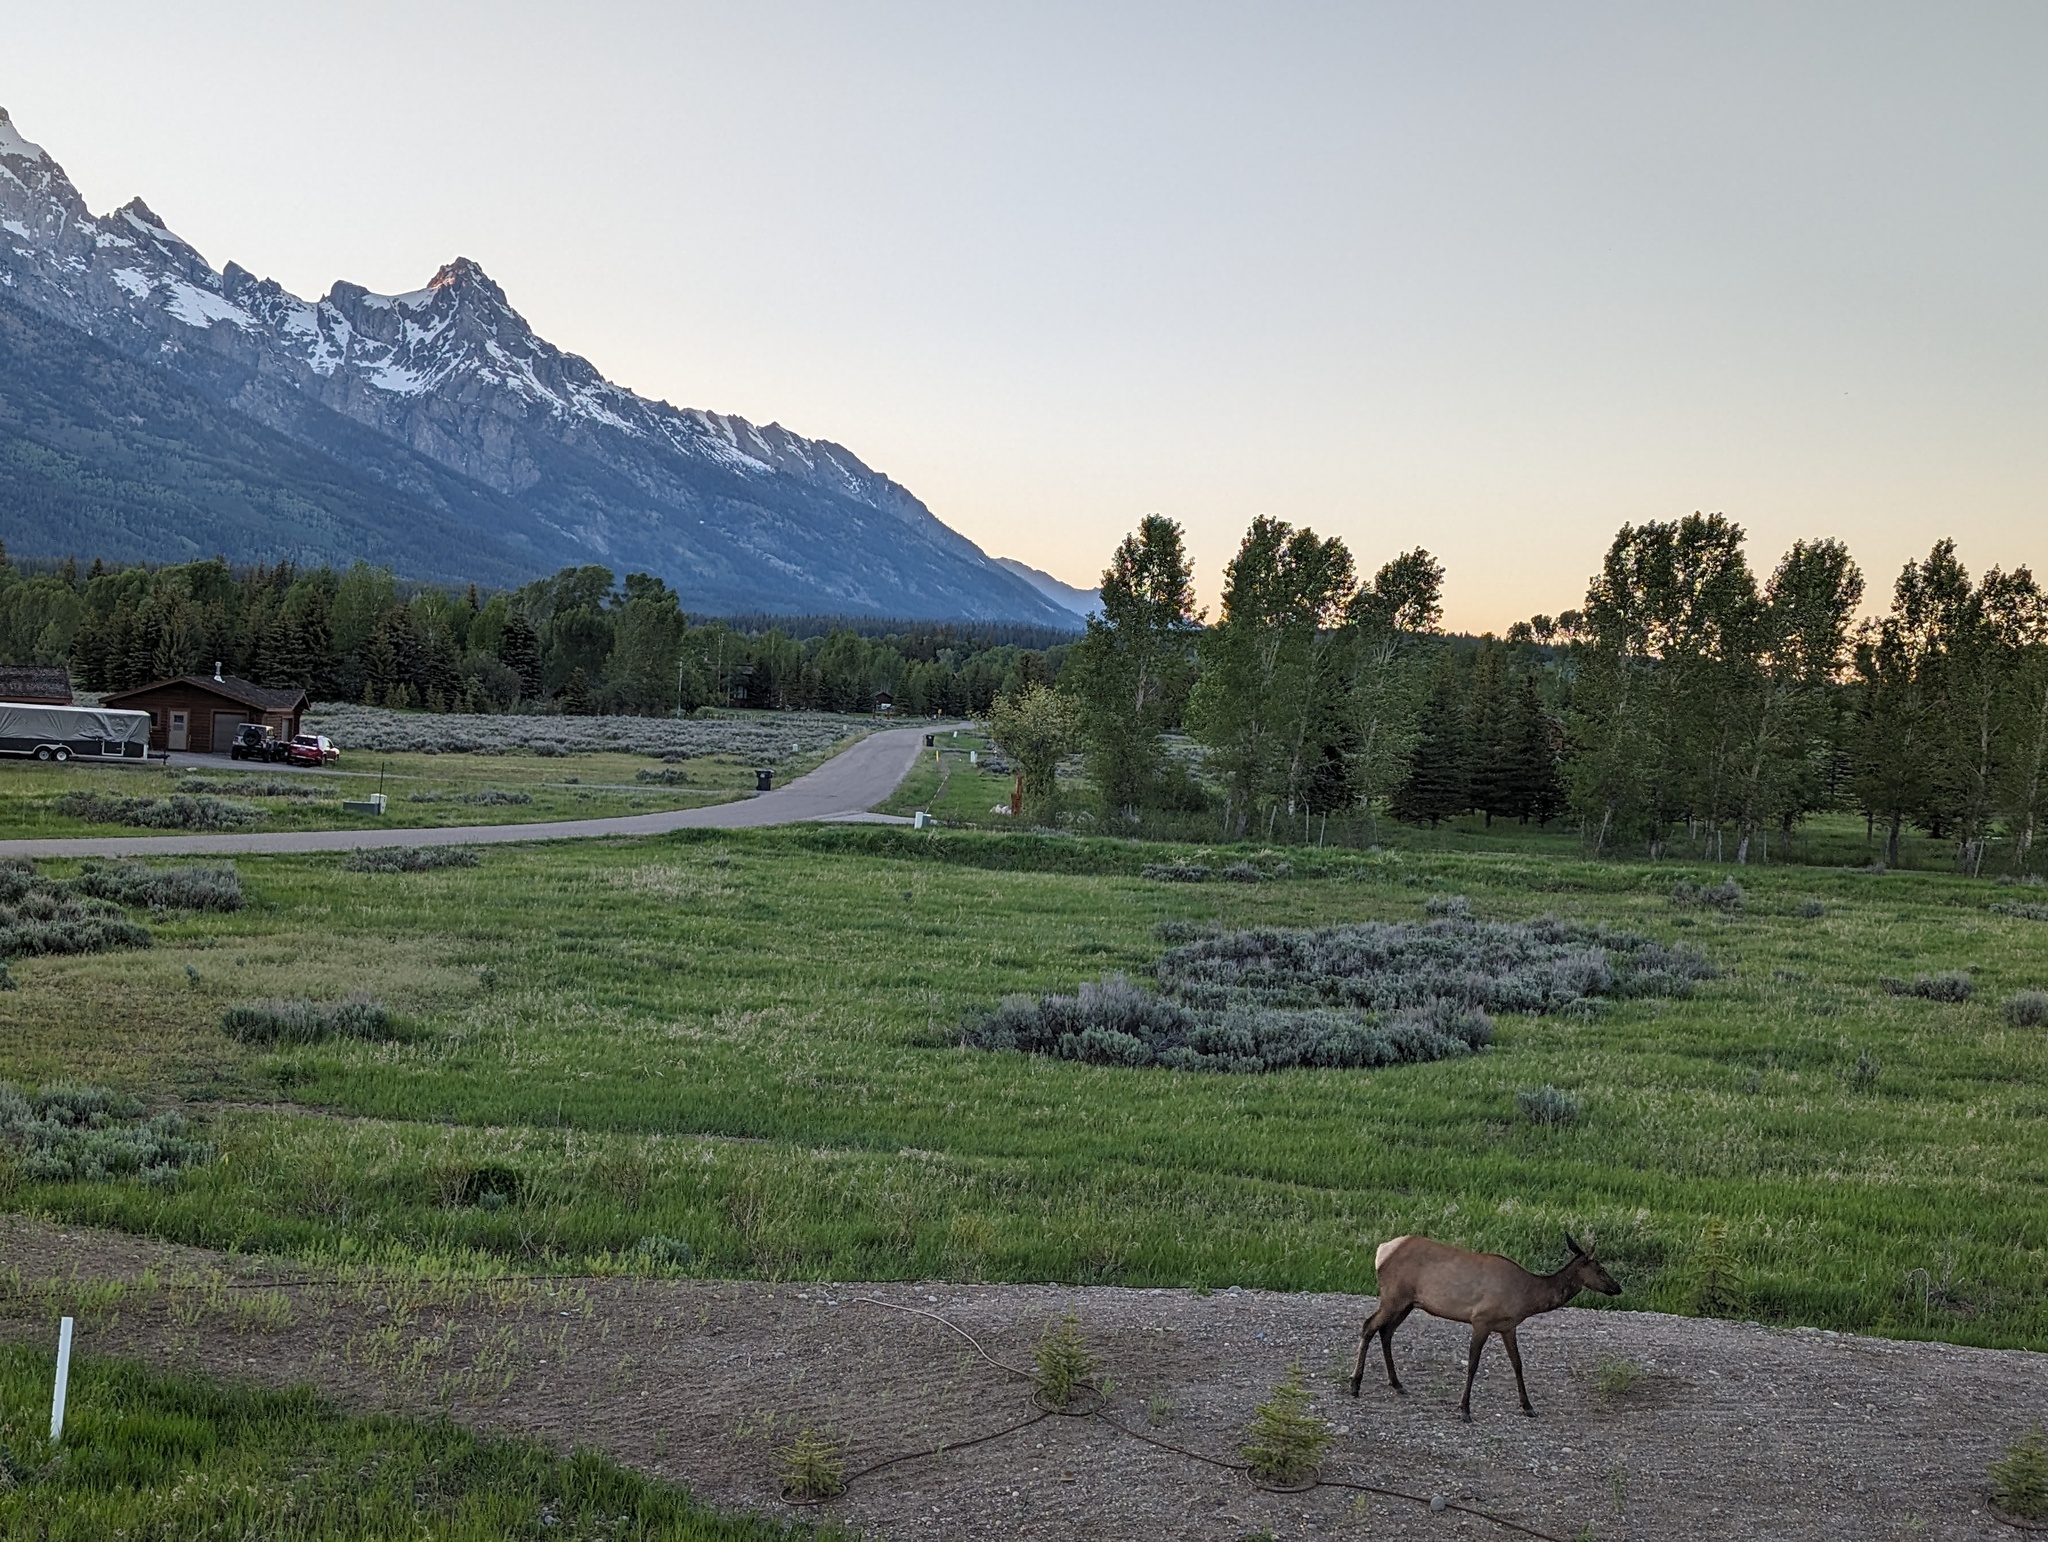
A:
[1564,1232,1584,1257]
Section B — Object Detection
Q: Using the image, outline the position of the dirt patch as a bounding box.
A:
[2,1216,2040,1540]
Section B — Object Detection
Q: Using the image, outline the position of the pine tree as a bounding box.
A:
[1465,643,1513,824]
[497,611,543,702]
[1393,663,1469,826]
[1505,673,1563,823]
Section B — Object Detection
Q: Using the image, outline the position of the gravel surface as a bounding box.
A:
[4,1218,2040,1540]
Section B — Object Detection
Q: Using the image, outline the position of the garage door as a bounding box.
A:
[211,711,248,754]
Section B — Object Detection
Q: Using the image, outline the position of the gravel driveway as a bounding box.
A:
[4,1218,2038,1541]
[0,725,934,859]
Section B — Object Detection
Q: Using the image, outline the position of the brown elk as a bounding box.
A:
[1350,1232,1620,1421]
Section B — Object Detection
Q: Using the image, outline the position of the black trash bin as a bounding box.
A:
[924,734,935,747]
[755,769,773,792]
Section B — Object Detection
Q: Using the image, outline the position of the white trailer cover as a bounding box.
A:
[0,702,152,758]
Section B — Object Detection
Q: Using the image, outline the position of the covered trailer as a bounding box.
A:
[0,701,152,762]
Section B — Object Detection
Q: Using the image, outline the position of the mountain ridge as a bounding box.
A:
[0,106,1076,626]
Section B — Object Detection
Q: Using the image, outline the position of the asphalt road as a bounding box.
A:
[1,725,933,859]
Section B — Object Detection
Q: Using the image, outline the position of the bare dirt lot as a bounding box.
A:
[2,1217,2040,1541]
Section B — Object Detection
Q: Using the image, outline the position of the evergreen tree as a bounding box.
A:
[1393,662,1469,826]
[497,611,543,702]
[1504,673,1563,824]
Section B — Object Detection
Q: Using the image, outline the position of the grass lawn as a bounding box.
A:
[4,826,2046,1350]
[0,1343,835,1540]
[0,740,876,838]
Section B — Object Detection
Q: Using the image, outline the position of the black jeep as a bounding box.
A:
[229,722,285,762]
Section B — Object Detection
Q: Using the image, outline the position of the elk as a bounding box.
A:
[1350,1232,1620,1421]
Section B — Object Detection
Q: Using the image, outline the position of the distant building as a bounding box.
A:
[0,664,74,705]
[102,672,309,754]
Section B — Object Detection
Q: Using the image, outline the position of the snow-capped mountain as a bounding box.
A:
[0,106,1075,624]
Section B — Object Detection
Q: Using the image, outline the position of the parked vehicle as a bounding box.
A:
[286,733,339,766]
[230,723,287,762]
[0,702,151,762]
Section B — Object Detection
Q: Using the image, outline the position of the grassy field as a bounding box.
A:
[0,742,864,839]
[0,1343,835,1540]
[4,824,2045,1351]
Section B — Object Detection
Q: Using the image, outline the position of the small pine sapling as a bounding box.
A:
[1990,1426,2048,1520]
[1033,1311,1100,1409]
[1241,1363,1331,1486]
[773,1428,846,1501]
[1687,1217,1745,1317]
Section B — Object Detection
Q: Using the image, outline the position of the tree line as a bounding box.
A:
[1006,513,2047,874]
[0,547,1067,719]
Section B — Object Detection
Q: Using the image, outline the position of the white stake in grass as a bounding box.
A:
[50,1315,73,1444]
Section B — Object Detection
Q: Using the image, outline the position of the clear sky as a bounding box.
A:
[8,2,2044,628]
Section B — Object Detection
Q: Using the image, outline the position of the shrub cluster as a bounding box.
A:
[220,996,398,1045]
[179,776,324,799]
[1882,971,1973,1003]
[0,884,151,960]
[305,704,854,761]
[407,788,533,805]
[54,790,260,832]
[0,1081,211,1183]
[1516,1085,1584,1125]
[1670,877,1744,912]
[634,768,692,786]
[1796,898,1827,919]
[1140,855,1292,884]
[2005,990,2048,1028]
[1991,901,2048,922]
[967,913,1712,1073]
[343,845,481,873]
[71,862,243,912]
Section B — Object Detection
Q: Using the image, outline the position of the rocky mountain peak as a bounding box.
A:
[0,106,49,164]
[0,104,1079,625]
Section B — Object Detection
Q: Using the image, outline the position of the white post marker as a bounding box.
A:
[51,1315,74,1444]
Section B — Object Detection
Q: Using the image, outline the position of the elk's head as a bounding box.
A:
[1562,1233,1621,1296]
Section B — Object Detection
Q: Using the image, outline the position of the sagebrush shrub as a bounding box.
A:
[1882,971,1973,1003]
[306,703,853,761]
[1424,894,1472,919]
[1992,901,2048,922]
[71,862,243,913]
[966,913,1711,1074]
[180,776,324,799]
[220,996,397,1046]
[1796,898,1827,919]
[1670,878,1744,913]
[0,1080,211,1182]
[1,875,152,959]
[54,791,260,832]
[343,846,480,873]
[1141,861,1211,883]
[410,788,532,805]
[1516,1086,1583,1125]
[2004,990,2048,1028]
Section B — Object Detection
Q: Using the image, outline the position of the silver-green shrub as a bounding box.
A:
[343,846,480,873]
[0,1081,211,1182]
[967,913,1712,1074]
[220,996,396,1045]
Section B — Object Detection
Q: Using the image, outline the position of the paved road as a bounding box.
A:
[1,726,933,859]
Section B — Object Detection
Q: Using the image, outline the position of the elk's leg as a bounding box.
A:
[1502,1326,1535,1416]
[1350,1304,1392,1395]
[1458,1323,1489,1423]
[1380,1304,1414,1392]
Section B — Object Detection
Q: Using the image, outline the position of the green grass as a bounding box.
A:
[0,1344,837,1540]
[0,748,826,837]
[4,827,2047,1348]
[872,730,1021,823]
